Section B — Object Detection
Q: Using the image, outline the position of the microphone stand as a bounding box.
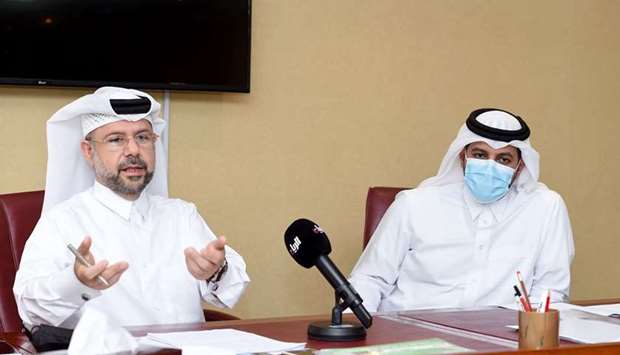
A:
[307,291,367,341]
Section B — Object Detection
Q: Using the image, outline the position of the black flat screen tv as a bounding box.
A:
[0,0,251,92]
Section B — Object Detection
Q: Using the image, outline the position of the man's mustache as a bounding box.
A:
[118,156,147,171]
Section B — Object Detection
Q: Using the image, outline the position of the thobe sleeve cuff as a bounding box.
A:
[53,266,102,305]
[200,263,250,308]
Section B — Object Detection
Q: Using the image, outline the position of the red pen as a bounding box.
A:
[544,290,551,312]
[517,271,532,311]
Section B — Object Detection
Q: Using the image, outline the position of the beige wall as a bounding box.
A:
[1,0,619,319]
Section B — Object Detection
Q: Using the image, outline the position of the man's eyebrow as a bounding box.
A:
[102,131,124,137]
[102,128,151,138]
[497,152,516,158]
[470,147,489,153]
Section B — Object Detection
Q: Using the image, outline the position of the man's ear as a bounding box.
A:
[517,160,525,174]
[80,140,95,167]
[511,160,525,185]
[515,160,525,177]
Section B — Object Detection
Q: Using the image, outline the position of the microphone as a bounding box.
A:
[285,218,372,340]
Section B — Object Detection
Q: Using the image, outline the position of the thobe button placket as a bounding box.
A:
[462,224,492,307]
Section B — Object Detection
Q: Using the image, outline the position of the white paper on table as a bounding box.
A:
[582,303,620,317]
[146,329,306,354]
[558,309,620,343]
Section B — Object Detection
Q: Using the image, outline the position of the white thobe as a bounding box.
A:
[13,182,250,328]
[349,182,574,313]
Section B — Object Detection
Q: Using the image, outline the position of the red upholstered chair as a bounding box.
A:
[202,308,240,321]
[0,190,45,333]
[0,190,237,333]
[362,187,409,249]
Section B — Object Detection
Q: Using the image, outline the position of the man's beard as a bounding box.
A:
[94,155,154,197]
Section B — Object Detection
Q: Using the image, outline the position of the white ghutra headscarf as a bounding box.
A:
[43,87,168,212]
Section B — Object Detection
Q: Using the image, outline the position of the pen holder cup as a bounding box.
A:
[518,309,559,350]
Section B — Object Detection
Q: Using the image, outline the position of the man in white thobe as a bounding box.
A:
[14,87,250,328]
[349,108,574,313]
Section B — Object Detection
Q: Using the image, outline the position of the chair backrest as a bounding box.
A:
[0,190,45,332]
[363,186,408,249]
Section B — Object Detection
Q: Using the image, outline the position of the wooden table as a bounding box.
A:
[2,307,620,354]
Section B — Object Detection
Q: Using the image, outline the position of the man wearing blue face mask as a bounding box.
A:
[349,108,574,312]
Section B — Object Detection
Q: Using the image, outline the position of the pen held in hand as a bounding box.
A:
[67,243,110,287]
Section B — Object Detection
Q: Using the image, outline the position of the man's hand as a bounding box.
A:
[74,236,129,290]
[184,236,227,281]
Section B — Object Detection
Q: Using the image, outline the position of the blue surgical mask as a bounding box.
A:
[464,158,516,204]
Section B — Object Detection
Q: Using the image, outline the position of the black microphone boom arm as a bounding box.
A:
[315,255,372,329]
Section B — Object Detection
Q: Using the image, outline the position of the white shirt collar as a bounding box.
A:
[463,184,514,224]
[92,181,149,222]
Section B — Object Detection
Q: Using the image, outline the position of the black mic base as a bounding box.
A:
[307,321,366,341]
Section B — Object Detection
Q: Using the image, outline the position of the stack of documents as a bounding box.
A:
[144,328,306,354]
